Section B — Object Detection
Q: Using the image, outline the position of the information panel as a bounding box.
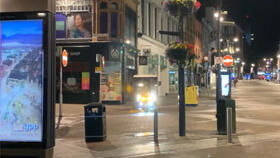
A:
[0,19,44,142]
[221,74,230,97]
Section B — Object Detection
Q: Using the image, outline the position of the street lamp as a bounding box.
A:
[263,58,267,61]
[277,55,280,82]
[235,48,240,52]
[125,40,131,44]
[214,12,219,18]
[233,37,239,42]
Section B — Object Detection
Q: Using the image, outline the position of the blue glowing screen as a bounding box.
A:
[0,20,44,142]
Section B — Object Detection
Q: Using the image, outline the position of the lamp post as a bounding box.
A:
[277,55,280,83]
[241,62,245,79]
[251,63,255,79]
[160,1,200,136]
[214,0,223,101]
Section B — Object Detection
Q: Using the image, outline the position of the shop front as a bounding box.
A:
[56,42,137,104]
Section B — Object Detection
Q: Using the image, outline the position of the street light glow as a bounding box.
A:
[263,58,267,61]
[242,62,245,66]
[220,17,224,22]
[214,12,219,18]
[233,37,239,42]
[270,58,273,61]
[251,64,255,67]
[236,48,240,52]
[224,48,228,52]
[277,54,280,58]
[125,40,131,44]
[220,38,223,42]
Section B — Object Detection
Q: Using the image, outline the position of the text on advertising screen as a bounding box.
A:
[0,19,44,142]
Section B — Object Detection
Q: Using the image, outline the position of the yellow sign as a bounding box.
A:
[95,66,102,72]
[185,86,198,106]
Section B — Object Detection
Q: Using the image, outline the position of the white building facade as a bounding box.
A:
[137,0,179,96]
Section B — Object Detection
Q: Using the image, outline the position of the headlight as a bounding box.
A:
[149,92,157,102]
[137,83,144,87]
[136,94,141,101]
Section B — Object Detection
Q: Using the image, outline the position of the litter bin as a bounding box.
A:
[84,103,106,142]
[216,98,236,135]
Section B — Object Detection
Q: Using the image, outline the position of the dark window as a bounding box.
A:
[100,12,108,33]
[148,3,151,36]
[155,8,158,39]
[111,2,119,10]
[100,2,107,9]
[111,12,118,37]
[141,0,145,33]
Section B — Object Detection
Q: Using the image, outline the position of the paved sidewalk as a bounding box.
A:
[54,80,280,157]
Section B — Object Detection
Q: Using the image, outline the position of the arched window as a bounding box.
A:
[100,12,108,33]
[100,2,107,9]
[111,12,118,37]
[111,2,119,10]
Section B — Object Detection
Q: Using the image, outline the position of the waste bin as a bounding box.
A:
[216,98,236,135]
[84,103,106,142]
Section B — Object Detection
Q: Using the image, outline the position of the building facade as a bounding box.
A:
[137,0,179,96]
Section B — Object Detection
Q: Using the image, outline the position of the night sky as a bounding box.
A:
[200,0,280,63]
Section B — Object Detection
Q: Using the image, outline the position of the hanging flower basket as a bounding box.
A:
[162,0,201,16]
[166,42,195,65]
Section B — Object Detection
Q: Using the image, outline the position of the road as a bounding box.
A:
[54,80,280,158]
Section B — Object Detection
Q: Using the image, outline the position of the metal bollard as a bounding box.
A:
[227,107,233,143]
[154,109,159,144]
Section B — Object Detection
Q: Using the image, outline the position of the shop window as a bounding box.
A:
[111,12,118,37]
[63,61,90,94]
[100,12,108,33]
[111,2,119,10]
[100,2,108,9]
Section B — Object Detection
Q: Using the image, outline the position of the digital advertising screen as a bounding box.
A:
[221,74,230,97]
[0,19,44,142]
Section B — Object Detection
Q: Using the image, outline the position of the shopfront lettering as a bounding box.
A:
[70,52,80,56]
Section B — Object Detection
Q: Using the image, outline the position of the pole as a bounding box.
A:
[56,55,63,129]
[179,64,185,136]
[178,13,186,136]
[154,109,159,144]
[227,107,233,143]
[216,0,222,101]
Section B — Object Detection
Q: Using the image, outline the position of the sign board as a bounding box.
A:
[223,55,234,67]
[215,57,223,65]
[0,13,53,144]
[220,70,231,97]
[139,56,148,65]
[185,86,198,106]
[62,49,68,67]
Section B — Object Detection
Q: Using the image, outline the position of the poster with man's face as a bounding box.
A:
[55,0,92,39]
[67,12,92,39]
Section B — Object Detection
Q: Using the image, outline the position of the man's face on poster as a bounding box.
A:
[75,14,83,27]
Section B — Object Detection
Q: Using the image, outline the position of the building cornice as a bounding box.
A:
[138,35,168,49]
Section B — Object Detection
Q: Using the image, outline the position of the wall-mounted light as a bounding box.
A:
[125,40,131,44]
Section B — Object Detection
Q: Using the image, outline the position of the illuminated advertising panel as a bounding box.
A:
[0,19,44,142]
[221,74,230,97]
